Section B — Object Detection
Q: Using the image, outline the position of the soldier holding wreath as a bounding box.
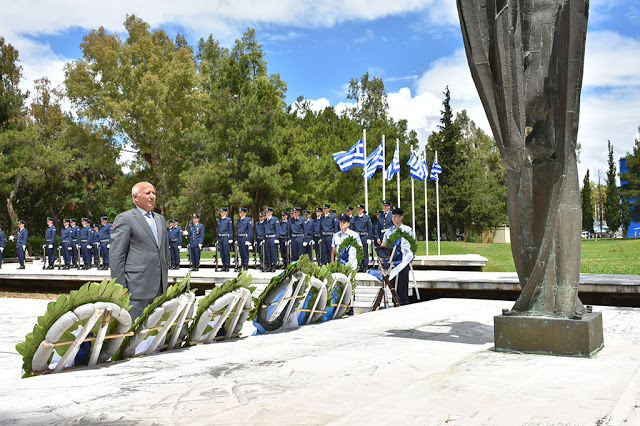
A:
[381,207,416,305]
[331,213,363,270]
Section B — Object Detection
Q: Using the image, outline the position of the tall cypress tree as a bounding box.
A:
[604,140,622,237]
[581,170,594,233]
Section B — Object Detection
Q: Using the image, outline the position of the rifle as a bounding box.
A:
[274,239,280,268]
[286,239,291,265]
[57,246,62,270]
[234,240,240,272]
[260,240,265,271]
[42,244,47,269]
[214,241,219,272]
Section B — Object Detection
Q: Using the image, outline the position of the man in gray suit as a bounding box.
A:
[110,182,170,320]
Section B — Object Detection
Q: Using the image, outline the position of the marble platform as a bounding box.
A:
[1,297,640,425]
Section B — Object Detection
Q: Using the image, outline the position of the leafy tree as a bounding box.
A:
[0,36,27,128]
[64,15,204,215]
[621,197,631,238]
[621,127,640,222]
[581,170,594,233]
[604,140,622,237]
[347,71,388,126]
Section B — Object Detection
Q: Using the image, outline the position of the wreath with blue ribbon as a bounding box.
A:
[336,236,364,267]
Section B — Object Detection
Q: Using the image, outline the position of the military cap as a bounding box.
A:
[330,209,336,214]
[356,203,365,209]
[46,216,54,221]
[322,203,331,209]
[281,211,289,216]
[19,220,26,224]
[93,223,99,228]
[315,206,322,212]
[81,217,89,222]
[292,207,301,212]
[382,199,392,206]
[63,218,70,222]
[100,216,108,220]
[239,206,247,212]
[376,209,383,214]
[338,213,351,222]
[266,207,273,212]
[174,218,179,222]
[391,207,405,215]
[345,205,354,211]
[70,218,77,222]
[304,210,311,215]
[259,210,265,216]
[193,213,200,219]
[220,207,228,212]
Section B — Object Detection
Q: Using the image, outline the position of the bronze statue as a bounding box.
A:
[457,0,589,317]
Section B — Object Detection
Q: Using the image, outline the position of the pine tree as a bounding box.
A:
[620,127,640,222]
[604,140,622,237]
[621,197,631,238]
[581,170,594,233]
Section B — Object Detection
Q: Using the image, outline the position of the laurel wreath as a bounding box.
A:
[386,228,417,254]
[336,236,364,267]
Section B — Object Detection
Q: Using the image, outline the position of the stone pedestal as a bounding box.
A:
[494,312,604,357]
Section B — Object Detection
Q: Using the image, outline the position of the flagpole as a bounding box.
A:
[382,135,386,202]
[364,129,368,214]
[435,150,441,256]
[396,139,400,207]
[424,148,429,256]
[411,147,416,234]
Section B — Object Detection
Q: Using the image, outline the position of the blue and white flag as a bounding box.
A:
[385,144,400,181]
[408,152,426,181]
[332,138,365,171]
[363,143,384,179]
[430,159,442,181]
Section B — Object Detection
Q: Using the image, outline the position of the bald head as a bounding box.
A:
[132,182,156,213]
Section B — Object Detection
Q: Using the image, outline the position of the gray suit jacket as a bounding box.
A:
[110,207,170,299]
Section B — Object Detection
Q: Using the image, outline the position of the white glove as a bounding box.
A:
[367,239,372,244]
[198,244,202,249]
[247,244,252,250]
[87,245,92,249]
[68,247,72,250]
[76,244,80,249]
[228,239,233,244]
[274,239,279,244]
[182,230,188,236]
[245,241,251,246]
[107,244,110,249]
[22,245,26,250]
[0,247,3,252]
[9,235,14,241]
[303,242,307,246]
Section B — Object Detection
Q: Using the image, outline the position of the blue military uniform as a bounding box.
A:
[0,225,5,268]
[44,217,56,269]
[345,206,354,231]
[319,203,339,265]
[255,212,265,270]
[189,214,205,271]
[92,224,101,267]
[60,219,72,269]
[302,210,314,260]
[70,219,79,267]
[168,218,183,269]
[236,207,253,270]
[98,217,111,269]
[377,200,394,244]
[352,203,373,272]
[78,218,92,269]
[263,207,280,272]
[217,208,233,271]
[288,208,305,262]
[278,211,290,268]
[312,207,322,262]
[16,221,28,269]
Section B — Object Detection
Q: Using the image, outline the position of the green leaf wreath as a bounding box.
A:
[16,278,131,378]
[386,228,417,254]
[336,235,364,267]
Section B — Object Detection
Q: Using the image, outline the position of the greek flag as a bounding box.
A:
[385,144,400,181]
[332,138,365,171]
[430,159,442,181]
[408,152,426,181]
[363,143,384,179]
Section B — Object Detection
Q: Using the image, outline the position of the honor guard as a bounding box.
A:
[217,207,233,271]
[302,210,314,259]
[255,211,266,270]
[344,206,354,230]
[78,218,92,269]
[319,203,339,265]
[352,203,373,272]
[381,207,415,305]
[168,218,183,269]
[92,223,101,267]
[16,220,28,269]
[60,219,72,269]
[0,224,5,268]
[376,200,393,245]
[331,213,363,270]
[69,218,79,267]
[44,217,56,269]
[98,216,111,270]
[313,207,322,263]
[236,207,253,270]
[288,207,304,262]
[189,214,204,271]
[278,211,290,268]
[263,207,280,272]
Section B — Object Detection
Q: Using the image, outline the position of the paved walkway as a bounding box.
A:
[1,297,639,425]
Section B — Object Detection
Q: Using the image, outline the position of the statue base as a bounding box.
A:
[494,312,604,357]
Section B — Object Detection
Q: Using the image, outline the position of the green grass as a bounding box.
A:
[416,238,640,274]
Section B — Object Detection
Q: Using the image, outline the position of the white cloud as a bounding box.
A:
[583,30,640,88]
[387,87,442,145]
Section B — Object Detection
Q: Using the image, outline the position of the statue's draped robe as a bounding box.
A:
[457,0,589,316]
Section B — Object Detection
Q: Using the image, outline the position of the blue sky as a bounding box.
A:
[2,0,640,182]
